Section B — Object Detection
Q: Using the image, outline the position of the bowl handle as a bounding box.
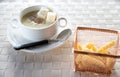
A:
[58,17,67,27]
[11,19,20,29]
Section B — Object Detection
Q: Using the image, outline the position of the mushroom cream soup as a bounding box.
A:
[21,11,52,29]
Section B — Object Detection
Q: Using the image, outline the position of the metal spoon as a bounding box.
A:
[14,29,72,50]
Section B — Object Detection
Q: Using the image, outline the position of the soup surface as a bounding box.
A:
[21,11,51,28]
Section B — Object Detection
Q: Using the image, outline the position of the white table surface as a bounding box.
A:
[0,0,120,77]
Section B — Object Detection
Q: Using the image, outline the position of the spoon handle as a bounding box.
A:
[14,40,49,50]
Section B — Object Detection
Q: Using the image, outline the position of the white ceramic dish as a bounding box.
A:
[14,5,67,41]
[7,25,70,53]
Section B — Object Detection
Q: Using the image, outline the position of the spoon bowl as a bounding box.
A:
[57,29,72,41]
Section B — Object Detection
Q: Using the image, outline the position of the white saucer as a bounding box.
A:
[7,25,71,53]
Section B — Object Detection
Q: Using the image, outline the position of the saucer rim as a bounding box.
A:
[7,25,70,53]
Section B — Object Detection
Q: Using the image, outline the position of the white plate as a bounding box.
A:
[7,25,71,53]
